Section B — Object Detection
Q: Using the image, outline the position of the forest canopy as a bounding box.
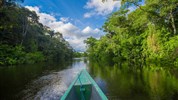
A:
[85,0,178,66]
[0,0,73,65]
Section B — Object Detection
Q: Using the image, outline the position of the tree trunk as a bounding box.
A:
[0,0,3,7]
[170,9,176,34]
[21,16,28,45]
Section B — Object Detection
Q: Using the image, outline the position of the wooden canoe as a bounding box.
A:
[61,69,108,100]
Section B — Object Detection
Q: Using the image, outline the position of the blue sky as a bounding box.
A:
[23,0,121,51]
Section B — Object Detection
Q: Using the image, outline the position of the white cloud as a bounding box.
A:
[60,17,69,22]
[25,6,104,51]
[25,6,40,12]
[25,6,56,25]
[66,37,86,52]
[84,12,93,18]
[84,0,121,18]
[82,26,101,38]
[82,26,93,34]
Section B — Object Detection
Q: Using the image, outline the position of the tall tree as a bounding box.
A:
[86,0,178,66]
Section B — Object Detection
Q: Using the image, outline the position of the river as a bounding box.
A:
[0,58,178,100]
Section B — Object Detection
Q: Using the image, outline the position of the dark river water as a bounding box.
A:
[0,58,178,100]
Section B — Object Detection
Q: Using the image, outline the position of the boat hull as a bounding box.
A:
[61,69,108,100]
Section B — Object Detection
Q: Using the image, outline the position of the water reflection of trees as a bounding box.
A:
[88,61,178,100]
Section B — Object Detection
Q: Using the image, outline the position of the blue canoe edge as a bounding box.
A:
[61,69,108,100]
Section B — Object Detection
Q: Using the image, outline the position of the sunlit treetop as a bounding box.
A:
[0,0,24,7]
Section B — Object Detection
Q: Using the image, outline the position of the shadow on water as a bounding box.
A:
[1,58,178,100]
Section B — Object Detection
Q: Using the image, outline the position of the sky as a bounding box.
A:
[22,0,122,52]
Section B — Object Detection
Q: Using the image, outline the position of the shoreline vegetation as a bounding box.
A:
[0,0,73,66]
[1,0,178,68]
[85,0,178,67]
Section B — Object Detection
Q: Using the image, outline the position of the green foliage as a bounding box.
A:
[0,0,24,7]
[0,3,74,65]
[25,52,44,64]
[73,52,87,57]
[85,0,178,67]
[0,44,25,65]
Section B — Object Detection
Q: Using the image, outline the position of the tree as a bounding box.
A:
[0,3,74,65]
[85,0,178,66]
[0,0,24,7]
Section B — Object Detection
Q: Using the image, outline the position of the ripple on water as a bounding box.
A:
[20,67,85,100]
